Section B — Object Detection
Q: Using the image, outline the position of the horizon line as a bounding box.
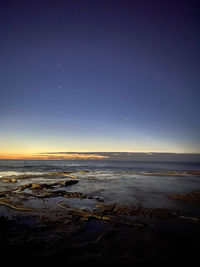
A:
[34,152,200,156]
[0,151,200,161]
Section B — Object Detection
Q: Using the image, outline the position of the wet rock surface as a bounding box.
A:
[95,203,179,219]
[1,211,200,266]
[0,171,200,266]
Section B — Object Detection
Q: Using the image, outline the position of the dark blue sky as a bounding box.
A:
[0,0,200,154]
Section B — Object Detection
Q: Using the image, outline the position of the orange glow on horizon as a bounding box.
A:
[0,153,109,160]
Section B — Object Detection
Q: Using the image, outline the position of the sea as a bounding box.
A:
[0,159,200,217]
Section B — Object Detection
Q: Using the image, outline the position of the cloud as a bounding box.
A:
[34,153,109,160]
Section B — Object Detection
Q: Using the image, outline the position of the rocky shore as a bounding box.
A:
[0,171,200,266]
[170,190,200,202]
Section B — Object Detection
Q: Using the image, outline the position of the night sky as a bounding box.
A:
[0,0,200,155]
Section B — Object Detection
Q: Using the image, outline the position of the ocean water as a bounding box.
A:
[0,160,200,216]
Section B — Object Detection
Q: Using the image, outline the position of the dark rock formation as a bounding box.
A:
[170,190,200,202]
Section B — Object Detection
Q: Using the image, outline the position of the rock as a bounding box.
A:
[19,183,35,191]
[30,183,56,190]
[0,198,32,211]
[95,203,179,219]
[95,203,115,213]
[90,196,104,202]
[37,190,66,198]
[34,190,86,199]
[169,191,200,202]
[63,192,87,198]
[19,180,79,192]
[48,171,76,178]
[2,178,17,183]
[30,184,43,190]
[62,174,77,178]
[59,180,79,186]
[149,208,179,219]
[113,204,137,215]
[144,170,200,177]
